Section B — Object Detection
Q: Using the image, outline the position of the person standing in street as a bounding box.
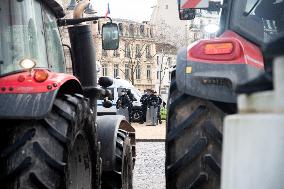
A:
[116,89,132,122]
[140,89,151,123]
[150,91,163,124]
[156,93,163,124]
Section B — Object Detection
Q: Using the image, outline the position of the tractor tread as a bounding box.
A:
[203,154,221,176]
[42,119,70,145]
[188,173,208,189]
[0,94,99,189]
[0,157,32,181]
[167,105,206,143]
[166,69,231,189]
[167,137,208,177]
[53,100,74,121]
[30,172,52,189]
[0,128,36,158]
[102,130,133,189]
[168,94,189,116]
[202,122,223,146]
[63,94,80,106]
[33,141,66,174]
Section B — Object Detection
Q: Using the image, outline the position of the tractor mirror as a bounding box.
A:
[102,22,119,50]
[179,8,196,20]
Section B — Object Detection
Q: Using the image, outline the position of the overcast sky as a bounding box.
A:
[96,0,157,22]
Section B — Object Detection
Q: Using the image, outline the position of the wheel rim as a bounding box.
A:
[69,133,92,189]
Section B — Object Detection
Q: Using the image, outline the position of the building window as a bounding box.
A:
[118,23,123,35]
[146,65,151,79]
[129,24,134,37]
[102,64,108,76]
[140,25,145,36]
[135,44,141,58]
[125,43,131,58]
[113,50,120,57]
[150,28,153,38]
[146,28,149,37]
[167,57,172,67]
[165,4,168,9]
[145,45,151,59]
[194,33,198,40]
[156,55,159,65]
[125,64,130,80]
[135,64,141,79]
[114,64,119,78]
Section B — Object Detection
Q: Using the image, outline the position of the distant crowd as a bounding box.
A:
[116,89,165,124]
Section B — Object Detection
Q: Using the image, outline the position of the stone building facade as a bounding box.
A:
[93,19,158,92]
[150,0,220,47]
[187,10,220,43]
[150,0,189,48]
[60,1,178,97]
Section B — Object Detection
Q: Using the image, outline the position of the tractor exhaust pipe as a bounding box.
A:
[73,0,89,19]
[68,0,97,111]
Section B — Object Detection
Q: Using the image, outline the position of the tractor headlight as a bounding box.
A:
[19,58,36,69]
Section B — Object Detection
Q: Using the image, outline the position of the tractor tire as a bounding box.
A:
[102,129,133,189]
[0,94,100,189]
[166,70,228,189]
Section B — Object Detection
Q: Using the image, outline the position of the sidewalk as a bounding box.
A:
[131,122,166,141]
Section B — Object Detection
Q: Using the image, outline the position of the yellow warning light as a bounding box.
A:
[186,67,192,74]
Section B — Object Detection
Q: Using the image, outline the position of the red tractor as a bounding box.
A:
[165,0,283,188]
[0,0,135,189]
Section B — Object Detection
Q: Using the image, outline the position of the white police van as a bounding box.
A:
[97,78,142,116]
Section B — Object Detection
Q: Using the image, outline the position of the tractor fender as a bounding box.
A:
[176,48,264,103]
[0,72,83,119]
[97,115,136,172]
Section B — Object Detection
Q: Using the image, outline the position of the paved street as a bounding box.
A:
[131,122,166,189]
[131,122,166,141]
[133,142,165,189]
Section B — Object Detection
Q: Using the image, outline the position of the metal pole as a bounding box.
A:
[159,50,164,95]
[159,57,162,95]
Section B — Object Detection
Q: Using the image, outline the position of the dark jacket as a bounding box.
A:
[116,94,132,109]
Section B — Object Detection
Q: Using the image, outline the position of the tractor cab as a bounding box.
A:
[0,0,66,77]
[0,0,119,78]
[178,0,284,48]
[0,1,135,189]
[166,1,284,189]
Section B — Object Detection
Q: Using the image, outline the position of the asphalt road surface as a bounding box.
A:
[133,142,165,189]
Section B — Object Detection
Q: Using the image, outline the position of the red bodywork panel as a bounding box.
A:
[188,30,264,68]
[0,69,80,94]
